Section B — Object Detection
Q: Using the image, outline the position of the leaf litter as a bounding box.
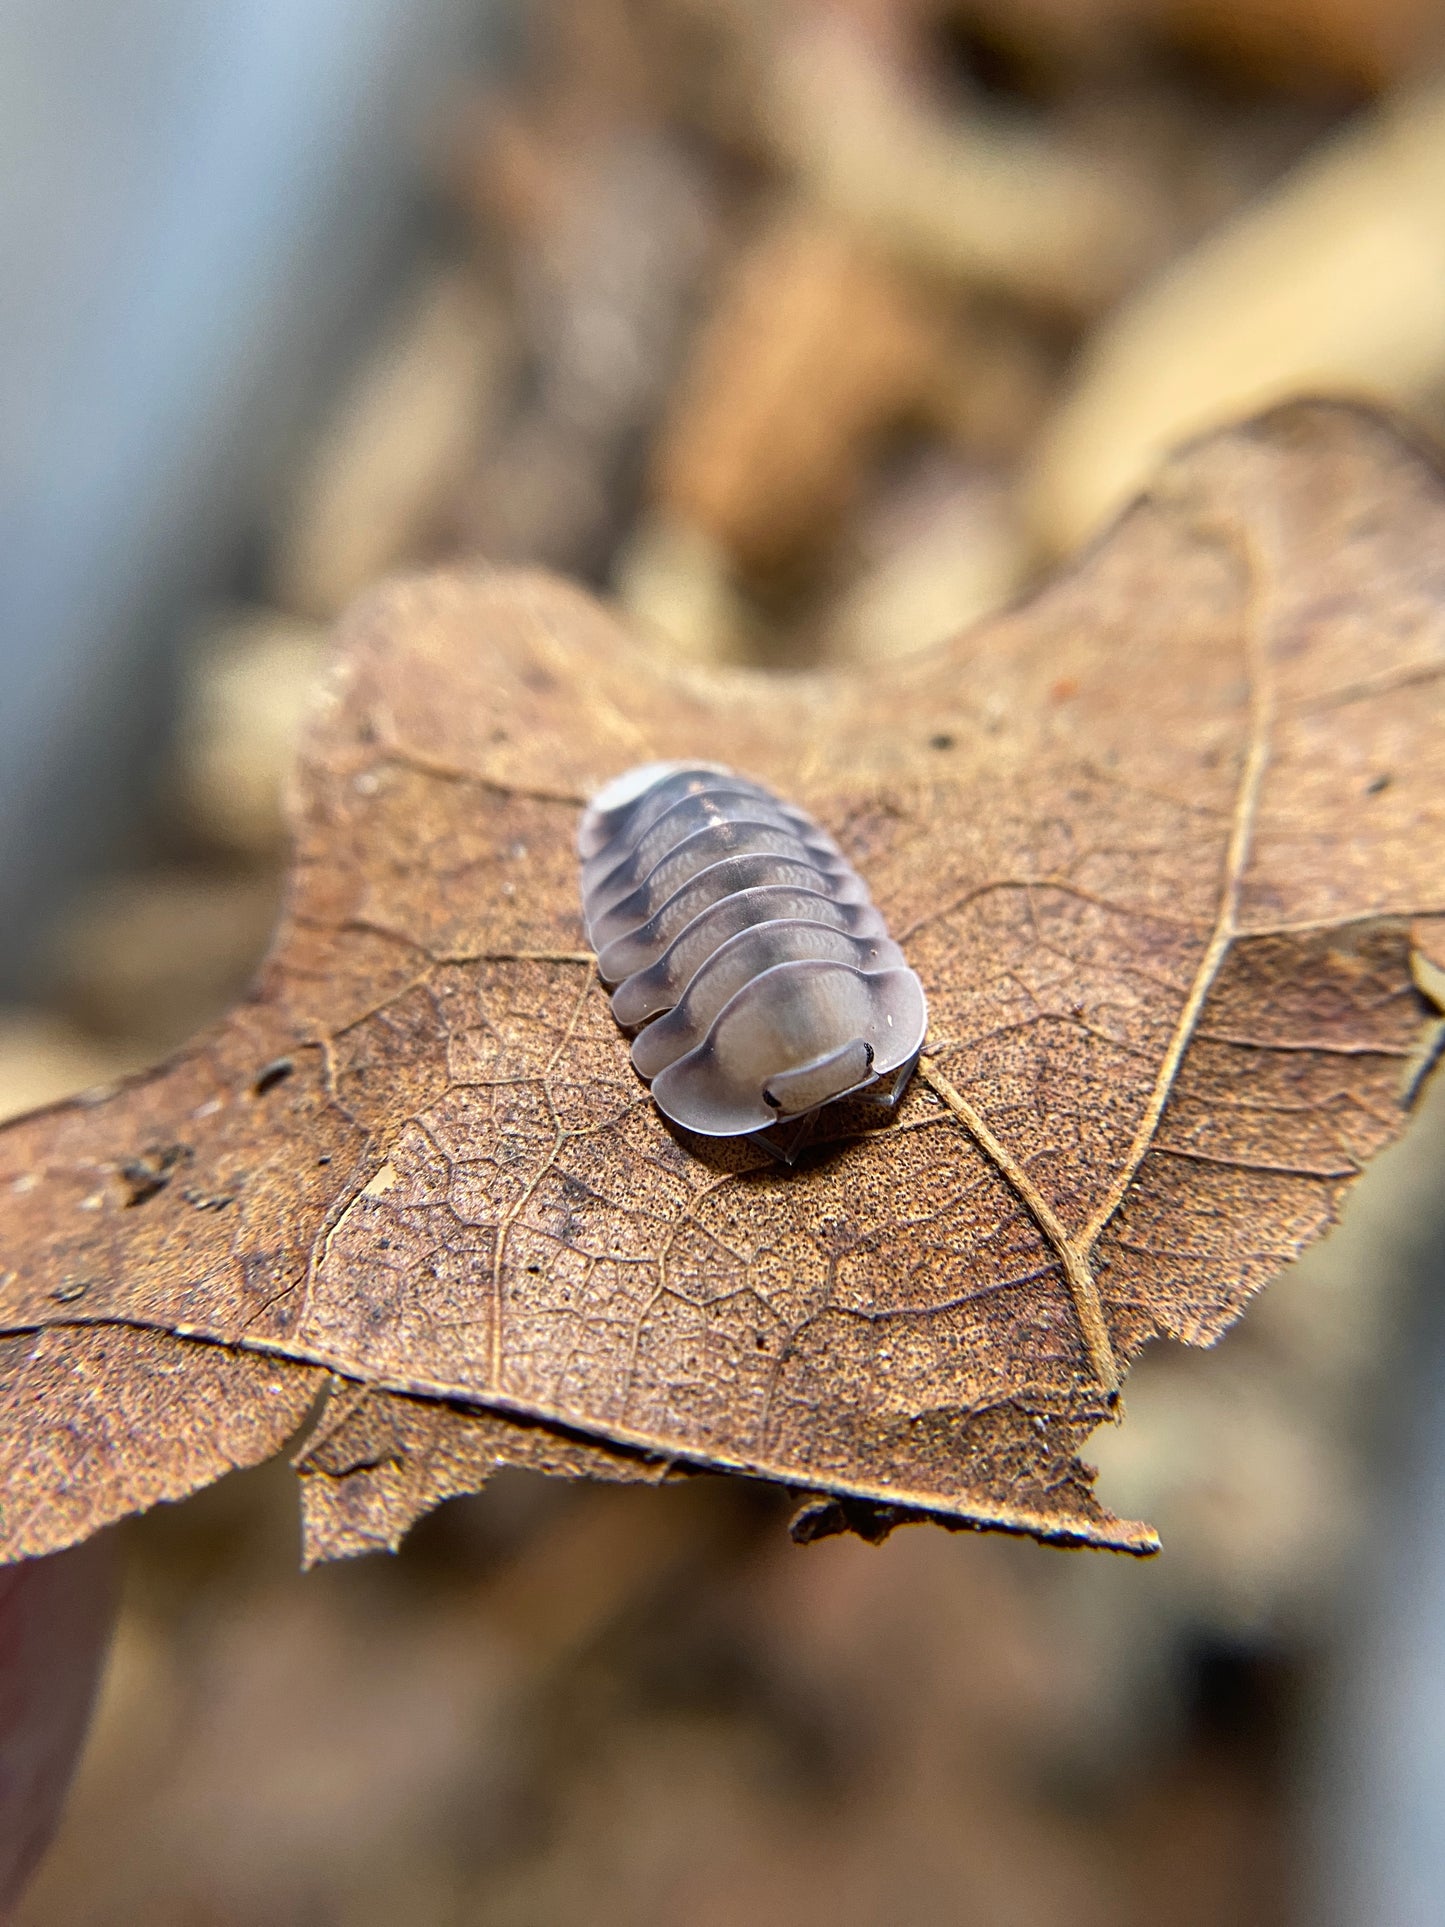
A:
[1,401,1442,1565]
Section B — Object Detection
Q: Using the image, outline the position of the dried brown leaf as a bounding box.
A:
[2,402,1442,1563]
[293,1384,680,1567]
[649,209,955,575]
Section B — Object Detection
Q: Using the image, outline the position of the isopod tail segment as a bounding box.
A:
[578,761,929,1153]
[764,1035,875,1116]
[751,1047,923,1165]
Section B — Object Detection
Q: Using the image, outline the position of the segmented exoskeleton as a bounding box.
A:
[579,762,927,1143]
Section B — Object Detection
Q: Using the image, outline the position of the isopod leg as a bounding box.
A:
[860,1054,920,1111]
[750,1109,821,1165]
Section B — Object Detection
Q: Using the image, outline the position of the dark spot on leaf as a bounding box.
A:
[1366,771,1392,794]
[929,733,955,750]
[180,1187,236,1212]
[253,1058,294,1097]
[118,1144,190,1207]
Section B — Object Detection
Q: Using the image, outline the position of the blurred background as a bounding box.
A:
[5,1,1445,1921]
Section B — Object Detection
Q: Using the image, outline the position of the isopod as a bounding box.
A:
[578,762,928,1141]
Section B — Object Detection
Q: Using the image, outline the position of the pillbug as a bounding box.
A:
[579,762,927,1145]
